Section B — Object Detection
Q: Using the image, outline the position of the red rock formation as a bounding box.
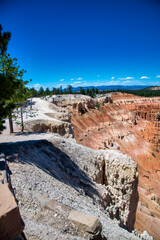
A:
[70,93,160,239]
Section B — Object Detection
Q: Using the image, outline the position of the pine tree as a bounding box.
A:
[38,87,45,97]
[45,87,51,96]
[67,85,72,94]
[0,25,30,133]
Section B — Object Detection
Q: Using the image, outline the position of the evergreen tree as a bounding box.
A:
[45,87,50,96]
[80,87,83,94]
[80,87,85,95]
[38,87,45,97]
[67,85,72,94]
[28,87,38,97]
[89,89,94,98]
[59,85,63,94]
[95,88,99,94]
[56,88,60,94]
[0,25,31,133]
[0,24,11,55]
[1,54,30,132]
[52,87,57,95]
[86,88,89,95]
[13,84,30,132]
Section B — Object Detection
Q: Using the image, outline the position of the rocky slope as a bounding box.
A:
[0,133,140,240]
[68,93,160,239]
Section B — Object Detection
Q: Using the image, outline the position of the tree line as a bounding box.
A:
[98,89,160,97]
[29,85,160,99]
[28,85,99,98]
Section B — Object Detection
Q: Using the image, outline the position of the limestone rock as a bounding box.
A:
[68,210,102,234]
[140,230,153,240]
[24,119,73,137]
[50,136,138,231]
[45,199,71,215]
[12,97,74,138]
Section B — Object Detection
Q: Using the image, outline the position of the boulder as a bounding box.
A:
[24,119,73,137]
[68,210,102,234]
[0,183,24,240]
[45,199,71,215]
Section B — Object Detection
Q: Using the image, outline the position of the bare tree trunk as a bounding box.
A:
[8,111,13,133]
[30,97,32,110]
[21,106,24,132]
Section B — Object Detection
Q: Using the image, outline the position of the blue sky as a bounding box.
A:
[1,0,160,89]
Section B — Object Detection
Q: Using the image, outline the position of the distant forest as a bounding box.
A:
[112,89,160,97]
[28,85,160,98]
[28,85,99,98]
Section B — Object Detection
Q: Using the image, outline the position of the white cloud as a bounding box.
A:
[77,77,82,80]
[60,79,64,82]
[126,77,134,80]
[119,77,134,80]
[107,80,120,85]
[72,81,82,86]
[71,82,82,87]
[74,81,82,84]
[70,78,74,81]
[140,76,149,79]
[123,80,131,84]
[111,76,115,80]
[71,81,89,87]
[106,79,138,86]
[33,83,42,89]
[156,75,160,78]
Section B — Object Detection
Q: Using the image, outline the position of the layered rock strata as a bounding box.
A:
[69,93,160,239]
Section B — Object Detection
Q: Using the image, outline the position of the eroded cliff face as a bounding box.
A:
[70,93,160,239]
[0,134,139,239]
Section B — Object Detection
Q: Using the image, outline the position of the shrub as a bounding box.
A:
[152,152,156,158]
[95,101,100,111]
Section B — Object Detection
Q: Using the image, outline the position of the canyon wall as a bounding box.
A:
[69,93,160,239]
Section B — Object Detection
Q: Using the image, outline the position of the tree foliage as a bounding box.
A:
[27,85,99,98]
[0,25,30,133]
[0,24,11,55]
[67,85,72,94]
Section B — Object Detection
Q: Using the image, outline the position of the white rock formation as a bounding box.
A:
[14,98,74,137]
[0,133,139,239]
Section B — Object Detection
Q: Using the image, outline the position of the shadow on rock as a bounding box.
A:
[0,139,99,199]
